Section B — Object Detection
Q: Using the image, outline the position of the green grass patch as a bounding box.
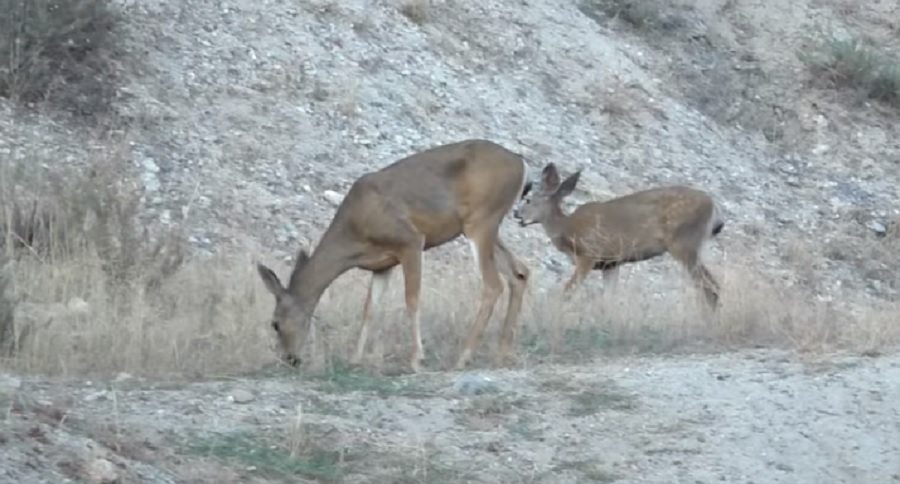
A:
[554,459,622,482]
[309,360,434,397]
[537,376,637,416]
[568,386,637,416]
[181,430,345,482]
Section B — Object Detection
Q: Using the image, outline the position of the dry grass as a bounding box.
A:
[218,247,900,375]
[0,142,274,377]
[3,226,899,378]
[1,144,897,378]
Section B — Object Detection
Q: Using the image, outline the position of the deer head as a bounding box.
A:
[256,249,314,367]
[514,163,581,227]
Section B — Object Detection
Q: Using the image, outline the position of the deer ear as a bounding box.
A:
[541,163,560,192]
[256,262,285,297]
[554,170,581,200]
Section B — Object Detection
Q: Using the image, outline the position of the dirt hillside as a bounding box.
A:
[1,0,899,482]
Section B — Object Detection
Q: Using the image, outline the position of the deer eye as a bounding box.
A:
[271,321,280,332]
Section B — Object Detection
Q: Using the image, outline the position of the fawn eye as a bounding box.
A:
[271,321,280,332]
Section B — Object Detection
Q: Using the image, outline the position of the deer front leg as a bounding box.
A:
[399,246,425,373]
[353,267,394,365]
[456,230,504,370]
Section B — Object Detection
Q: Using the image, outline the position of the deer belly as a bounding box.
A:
[413,213,464,249]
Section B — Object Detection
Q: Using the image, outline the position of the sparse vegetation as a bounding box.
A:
[578,0,679,32]
[399,0,430,25]
[0,141,275,377]
[538,376,637,416]
[0,255,14,355]
[309,359,434,397]
[0,0,121,116]
[181,430,346,482]
[553,460,622,483]
[800,34,900,106]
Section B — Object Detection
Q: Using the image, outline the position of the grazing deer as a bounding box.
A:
[514,163,724,308]
[256,139,531,373]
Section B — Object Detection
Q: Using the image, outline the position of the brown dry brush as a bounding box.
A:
[0,144,189,364]
[0,0,121,116]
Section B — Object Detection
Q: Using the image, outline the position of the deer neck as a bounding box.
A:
[287,230,358,307]
[541,204,571,241]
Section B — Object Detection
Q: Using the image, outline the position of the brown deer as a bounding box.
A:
[513,163,724,308]
[256,139,531,373]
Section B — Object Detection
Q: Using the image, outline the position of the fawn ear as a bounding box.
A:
[540,163,560,192]
[554,170,581,200]
[257,263,285,297]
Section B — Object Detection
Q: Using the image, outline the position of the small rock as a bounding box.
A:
[84,390,108,402]
[67,297,91,315]
[230,389,255,404]
[774,462,794,472]
[114,372,133,382]
[86,457,118,483]
[453,373,499,396]
[322,190,343,206]
[867,220,887,237]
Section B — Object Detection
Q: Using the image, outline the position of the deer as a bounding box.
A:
[513,162,724,308]
[256,139,531,373]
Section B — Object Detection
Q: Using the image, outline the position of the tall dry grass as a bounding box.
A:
[0,142,276,378]
[1,146,897,379]
[288,248,900,373]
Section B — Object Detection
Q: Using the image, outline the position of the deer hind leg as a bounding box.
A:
[669,242,720,310]
[602,265,620,292]
[353,267,394,364]
[493,238,529,367]
[563,255,593,297]
[455,224,504,370]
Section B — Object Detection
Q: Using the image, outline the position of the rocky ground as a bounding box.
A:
[3,349,900,483]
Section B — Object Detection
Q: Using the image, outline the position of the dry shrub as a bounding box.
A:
[578,0,684,32]
[9,252,275,377]
[0,255,14,356]
[0,0,120,116]
[0,143,271,377]
[800,34,900,107]
[399,0,430,25]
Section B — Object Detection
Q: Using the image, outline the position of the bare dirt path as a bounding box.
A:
[3,349,899,483]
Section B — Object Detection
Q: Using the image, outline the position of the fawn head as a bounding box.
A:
[256,250,314,367]
[514,163,581,227]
